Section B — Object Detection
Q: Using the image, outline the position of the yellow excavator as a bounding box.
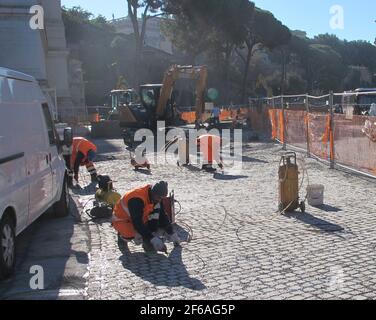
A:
[119,65,208,143]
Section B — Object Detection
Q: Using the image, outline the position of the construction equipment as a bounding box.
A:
[86,175,121,220]
[107,89,139,120]
[341,88,376,115]
[278,152,305,213]
[90,89,139,139]
[119,65,208,144]
[130,151,151,171]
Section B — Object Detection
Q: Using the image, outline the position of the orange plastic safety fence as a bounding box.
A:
[268,109,278,140]
[333,115,376,176]
[264,108,376,177]
[307,113,330,160]
[180,112,196,124]
[219,110,232,121]
[250,106,271,134]
[284,110,307,150]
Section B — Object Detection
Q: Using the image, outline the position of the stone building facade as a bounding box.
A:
[0,0,86,122]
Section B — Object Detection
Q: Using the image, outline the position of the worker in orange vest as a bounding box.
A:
[66,137,98,186]
[112,181,180,253]
[197,134,224,172]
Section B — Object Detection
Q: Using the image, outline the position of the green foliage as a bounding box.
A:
[163,1,375,99]
[62,2,376,104]
[250,8,291,49]
[62,6,122,105]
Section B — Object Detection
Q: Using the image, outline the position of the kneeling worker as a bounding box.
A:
[67,137,98,186]
[112,181,180,252]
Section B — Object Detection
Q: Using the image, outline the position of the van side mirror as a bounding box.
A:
[63,127,73,146]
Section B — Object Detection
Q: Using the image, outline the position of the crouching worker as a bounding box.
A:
[112,181,180,253]
[67,137,98,186]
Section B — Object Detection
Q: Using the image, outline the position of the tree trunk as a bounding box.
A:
[127,1,150,87]
[128,2,140,87]
[241,46,253,104]
[280,48,286,95]
[224,42,233,105]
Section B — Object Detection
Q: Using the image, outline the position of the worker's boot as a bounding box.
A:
[117,234,130,252]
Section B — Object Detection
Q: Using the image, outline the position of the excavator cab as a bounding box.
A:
[140,84,176,128]
[140,85,161,112]
[119,65,207,145]
[108,89,138,120]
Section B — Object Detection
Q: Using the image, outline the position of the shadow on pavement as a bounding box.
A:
[181,164,202,173]
[0,196,89,300]
[70,182,97,196]
[285,211,344,233]
[119,246,206,291]
[313,204,342,213]
[241,155,269,164]
[213,173,248,181]
[133,168,153,176]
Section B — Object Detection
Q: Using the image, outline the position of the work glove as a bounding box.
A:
[169,233,181,246]
[150,236,167,252]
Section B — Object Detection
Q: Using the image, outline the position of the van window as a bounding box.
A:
[0,76,11,103]
[41,103,57,145]
[8,79,37,103]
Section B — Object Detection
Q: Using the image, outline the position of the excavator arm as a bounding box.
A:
[156,65,208,123]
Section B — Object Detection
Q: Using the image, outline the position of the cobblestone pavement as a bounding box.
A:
[73,138,376,300]
[0,198,89,300]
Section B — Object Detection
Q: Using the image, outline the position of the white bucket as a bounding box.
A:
[307,184,324,206]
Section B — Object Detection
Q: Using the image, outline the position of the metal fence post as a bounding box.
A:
[281,96,286,150]
[329,91,335,169]
[305,94,310,158]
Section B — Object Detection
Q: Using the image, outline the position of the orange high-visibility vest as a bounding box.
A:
[112,185,155,239]
[70,137,97,168]
[197,134,221,163]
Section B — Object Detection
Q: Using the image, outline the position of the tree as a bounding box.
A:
[126,0,164,86]
[208,0,254,104]
[236,8,291,102]
[62,7,123,105]
[163,0,253,103]
[306,44,346,92]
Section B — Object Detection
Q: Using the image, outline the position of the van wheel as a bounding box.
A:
[53,178,70,218]
[0,215,16,279]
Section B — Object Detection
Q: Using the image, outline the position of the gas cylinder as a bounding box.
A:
[278,152,305,213]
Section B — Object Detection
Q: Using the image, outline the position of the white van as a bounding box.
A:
[0,67,72,279]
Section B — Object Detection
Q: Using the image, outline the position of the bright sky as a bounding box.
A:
[61,0,376,42]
